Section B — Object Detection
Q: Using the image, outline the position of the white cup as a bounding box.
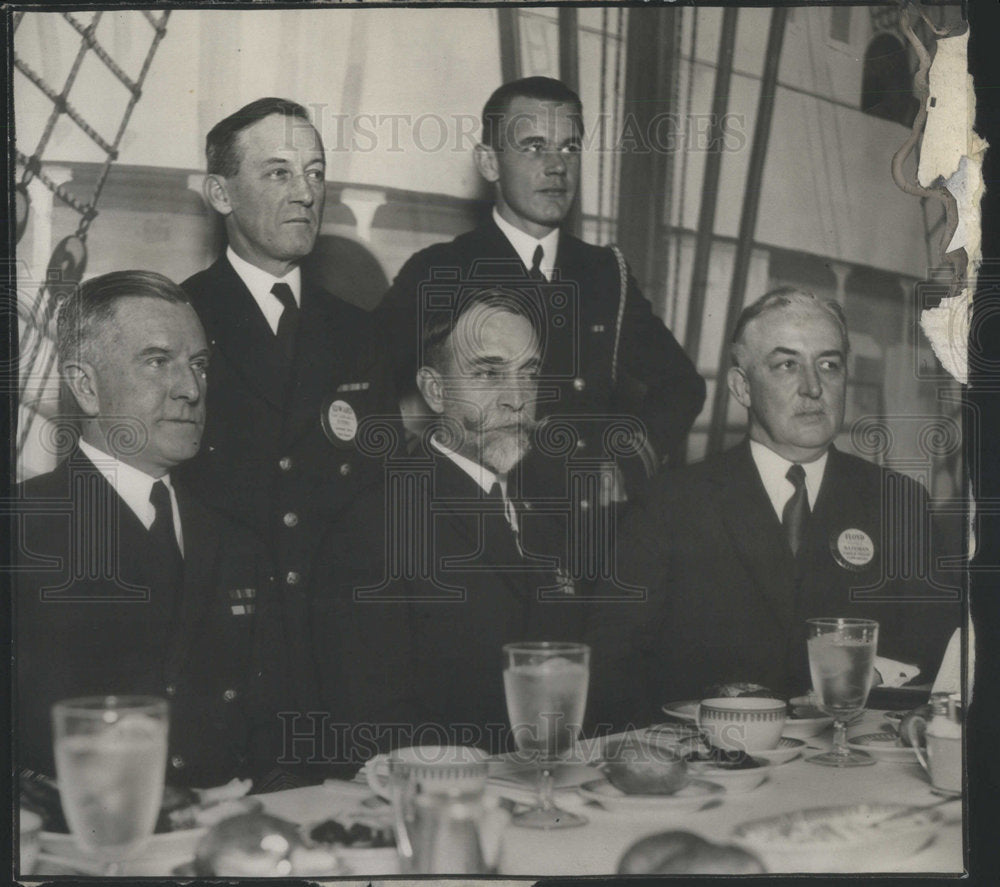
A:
[904,717,962,795]
[364,745,490,799]
[697,697,787,751]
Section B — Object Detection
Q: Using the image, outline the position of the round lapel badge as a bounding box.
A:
[322,399,359,446]
[831,528,876,571]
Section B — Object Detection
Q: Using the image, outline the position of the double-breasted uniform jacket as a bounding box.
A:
[13,449,285,788]
[318,449,600,755]
[179,256,397,712]
[618,441,964,707]
[378,219,707,493]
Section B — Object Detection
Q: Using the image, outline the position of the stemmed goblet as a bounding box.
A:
[503,641,590,829]
[805,618,879,767]
[53,695,169,874]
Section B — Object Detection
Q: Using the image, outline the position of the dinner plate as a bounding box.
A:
[730,803,943,873]
[39,827,206,876]
[846,731,919,763]
[577,777,724,814]
[660,699,700,720]
[643,729,804,765]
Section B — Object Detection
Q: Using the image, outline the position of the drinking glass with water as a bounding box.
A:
[805,619,879,767]
[52,695,169,873]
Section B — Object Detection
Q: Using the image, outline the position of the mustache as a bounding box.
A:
[457,417,537,439]
[478,417,538,434]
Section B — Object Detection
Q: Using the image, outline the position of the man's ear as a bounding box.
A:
[63,360,101,417]
[727,365,752,409]
[416,367,445,415]
[474,143,500,185]
[203,174,234,217]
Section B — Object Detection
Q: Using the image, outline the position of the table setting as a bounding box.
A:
[19,620,965,878]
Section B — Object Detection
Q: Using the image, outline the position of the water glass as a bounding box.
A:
[52,695,169,872]
[805,619,878,767]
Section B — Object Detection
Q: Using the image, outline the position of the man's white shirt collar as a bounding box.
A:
[749,439,827,521]
[78,440,184,554]
[430,436,500,494]
[227,246,301,335]
[430,436,519,531]
[493,208,559,281]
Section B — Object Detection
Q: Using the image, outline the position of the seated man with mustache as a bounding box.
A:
[313,288,590,756]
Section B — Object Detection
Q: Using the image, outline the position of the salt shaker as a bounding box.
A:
[906,691,962,795]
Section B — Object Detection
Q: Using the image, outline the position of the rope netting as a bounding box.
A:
[14,10,170,462]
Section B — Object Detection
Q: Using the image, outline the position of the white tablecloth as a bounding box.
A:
[259,710,963,877]
[29,710,963,878]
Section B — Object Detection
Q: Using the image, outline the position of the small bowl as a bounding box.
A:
[698,697,787,751]
[599,738,690,795]
[685,757,773,794]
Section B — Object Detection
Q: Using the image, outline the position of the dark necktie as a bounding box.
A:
[272,282,298,360]
[149,480,184,594]
[488,482,525,559]
[782,463,809,557]
[528,244,545,281]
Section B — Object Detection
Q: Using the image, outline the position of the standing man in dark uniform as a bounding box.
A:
[13,271,284,788]
[378,77,704,585]
[179,98,397,733]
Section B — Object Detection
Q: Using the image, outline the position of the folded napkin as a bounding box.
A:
[874,655,921,688]
[930,627,965,697]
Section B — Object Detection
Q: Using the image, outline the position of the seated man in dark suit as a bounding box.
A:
[318,288,596,755]
[620,288,963,706]
[378,77,705,580]
[12,271,287,788]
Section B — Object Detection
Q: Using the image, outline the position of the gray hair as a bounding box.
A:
[57,270,190,367]
[730,287,849,367]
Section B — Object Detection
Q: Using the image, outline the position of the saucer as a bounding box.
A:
[845,732,919,763]
[751,737,806,765]
[660,699,699,721]
[643,729,804,765]
[577,778,723,814]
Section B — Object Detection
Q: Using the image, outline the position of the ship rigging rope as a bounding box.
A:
[15,10,171,462]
